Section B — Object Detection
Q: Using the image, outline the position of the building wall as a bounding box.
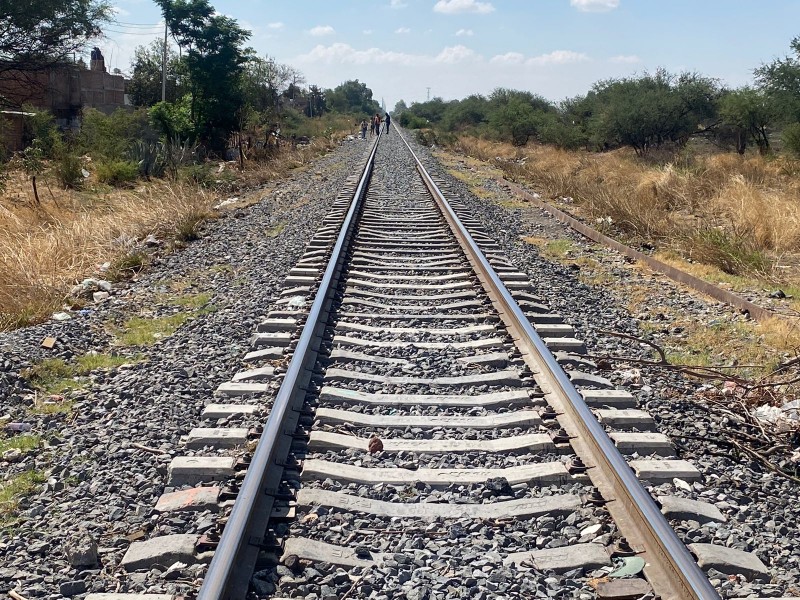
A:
[0,60,128,150]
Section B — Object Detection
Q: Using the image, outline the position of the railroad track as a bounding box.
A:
[111,129,778,600]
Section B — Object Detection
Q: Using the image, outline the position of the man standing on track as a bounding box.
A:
[384,113,391,135]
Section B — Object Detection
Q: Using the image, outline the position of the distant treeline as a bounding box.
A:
[395,37,800,157]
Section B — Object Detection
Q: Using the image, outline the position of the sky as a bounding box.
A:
[102,0,800,110]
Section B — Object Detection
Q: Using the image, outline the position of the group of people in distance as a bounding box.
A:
[360,113,391,139]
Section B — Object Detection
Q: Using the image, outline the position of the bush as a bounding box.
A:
[79,108,157,161]
[96,160,139,186]
[180,164,212,187]
[55,153,84,189]
[22,109,61,158]
[399,113,428,129]
[782,122,800,156]
[687,228,772,275]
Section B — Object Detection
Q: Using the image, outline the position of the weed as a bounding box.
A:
[55,153,84,189]
[114,313,192,346]
[30,400,75,415]
[95,160,139,187]
[173,292,213,309]
[685,228,771,276]
[23,353,139,397]
[209,264,234,275]
[107,251,147,282]
[266,222,286,237]
[0,470,45,526]
[175,209,208,242]
[75,353,137,372]
[0,435,41,455]
[23,358,80,395]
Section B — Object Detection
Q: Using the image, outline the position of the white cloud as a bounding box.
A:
[395,27,411,34]
[363,29,373,35]
[609,54,640,63]
[267,22,284,30]
[296,42,480,68]
[390,0,408,7]
[111,5,131,17]
[297,43,425,67]
[455,28,473,36]
[527,50,589,65]
[309,25,335,36]
[434,0,495,15]
[435,45,477,64]
[490,52,525,65]
[570,0,619,12]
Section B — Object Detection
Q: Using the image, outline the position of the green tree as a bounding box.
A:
[155,0,250,151]
[128,40,185,107]
[393,99,408,115]
[407,97,451,124]
[307,85,326,117]
[441,95,488,132]
[0,0,111,105]
[486,89,556,145]
[718,87,772,154]
[326,80,380,115]
[587,70,720,154]
[755,36,800,125]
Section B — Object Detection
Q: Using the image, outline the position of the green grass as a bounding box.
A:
[0,470,45,526]
[23,353,140,400]
[0,435,41,455]
[23,358,81,395]
[106,251,148,282]
[173,291,213,309]
[266,222,287,237]
[115,313,193,346]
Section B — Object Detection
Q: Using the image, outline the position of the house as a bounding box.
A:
[0,48,128,151]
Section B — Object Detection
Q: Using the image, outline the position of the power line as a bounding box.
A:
[113,21,164,28]
[104,28,165,36]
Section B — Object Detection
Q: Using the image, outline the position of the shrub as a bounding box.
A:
[79,108,158,160]
[55,153,84,189]
[96,160,139,186]
[686,228,772,275]
[180,163,212,187]
[781,122,800,157]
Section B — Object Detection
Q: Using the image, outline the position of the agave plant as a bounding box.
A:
[129,140,166,178]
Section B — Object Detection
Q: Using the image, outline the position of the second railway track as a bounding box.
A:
[112,128,784,600]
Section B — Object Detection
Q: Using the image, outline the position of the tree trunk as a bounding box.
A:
[31,175,40,205]
[238,131,245,171]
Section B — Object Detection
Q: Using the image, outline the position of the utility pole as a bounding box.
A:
[426,87,430,101]
[161,21,167,102]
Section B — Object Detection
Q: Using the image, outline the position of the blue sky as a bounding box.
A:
[104,0,800,109]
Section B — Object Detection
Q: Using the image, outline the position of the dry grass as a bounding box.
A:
[453,137,800,277]
[0,125,350,330]
[0,179,215,329]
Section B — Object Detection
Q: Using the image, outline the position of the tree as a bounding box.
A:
[441,94,488,131]
[325,80,380,115]
[586,69,720,154]
[307,85,326,117]
[128,40,185,107]
[155,0,250,151]
[755,36,800,125]
[485,89,556,145]
[0,0,111,106]
[719,87,772,154]
[393,99,408,115]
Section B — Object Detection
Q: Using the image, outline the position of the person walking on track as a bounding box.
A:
[384,113,391,135]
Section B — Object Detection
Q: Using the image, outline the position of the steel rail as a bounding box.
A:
[197,135,381,600]
[395,125,722,600]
